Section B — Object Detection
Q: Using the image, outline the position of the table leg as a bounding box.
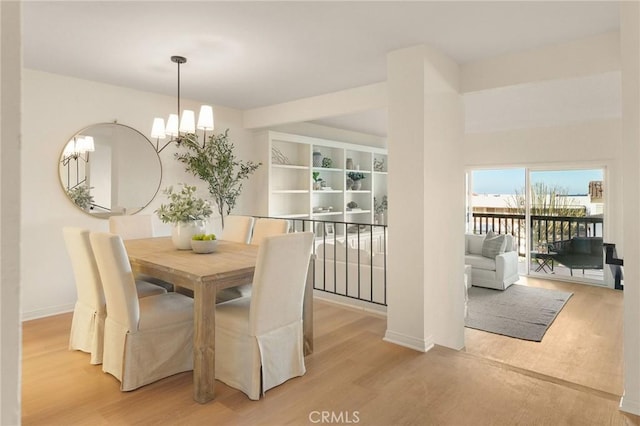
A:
[193,281,216,403]
[534,257,553,273]
[303,257,314,356]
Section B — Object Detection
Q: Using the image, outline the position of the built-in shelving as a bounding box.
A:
[258,131,388,229]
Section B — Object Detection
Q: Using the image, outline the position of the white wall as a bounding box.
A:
[1,1,22,424]
[620,1,640,415]
[272,121,386,149]
[21,69,259,320]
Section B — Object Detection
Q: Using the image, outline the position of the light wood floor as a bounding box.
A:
[465,276,624,396]
[23,284,639,425]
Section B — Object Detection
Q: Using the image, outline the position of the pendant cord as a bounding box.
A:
[177,61,181,122]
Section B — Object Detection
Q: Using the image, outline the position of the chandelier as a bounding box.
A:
[151,56,214,153]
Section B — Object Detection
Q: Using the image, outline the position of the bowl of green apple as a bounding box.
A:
[190,234,218,253]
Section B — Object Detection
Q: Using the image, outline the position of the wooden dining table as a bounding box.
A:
[124,237,314,404]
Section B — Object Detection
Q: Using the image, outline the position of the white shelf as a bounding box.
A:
[272,164,309,170]
[313,167,342,172]
[262,131,387,224]
[273,213,309,218]
[313,211,343,216]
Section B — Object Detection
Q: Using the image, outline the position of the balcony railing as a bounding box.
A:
[471,212,603,257]
[254,216,388,307]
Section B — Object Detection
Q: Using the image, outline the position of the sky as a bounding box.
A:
[472,168,603,195]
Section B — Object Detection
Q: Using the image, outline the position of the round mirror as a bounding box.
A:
[59,123,162,218]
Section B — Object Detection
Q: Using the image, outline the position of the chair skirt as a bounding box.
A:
[215,298,305,400]
[69,300,105,365]
[102,316,193,391]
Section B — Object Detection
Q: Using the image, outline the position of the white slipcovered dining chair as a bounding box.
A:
[219,216,289,302]
[109,214,174,292]
[220,215,254,244]
[215,231,314,400]
[250,218,289,245]
[63,227,167,365]
[89,232,194,391]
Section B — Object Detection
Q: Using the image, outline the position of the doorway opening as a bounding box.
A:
[467,167,606,286]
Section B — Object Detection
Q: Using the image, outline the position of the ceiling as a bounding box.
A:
[22,1,620,137]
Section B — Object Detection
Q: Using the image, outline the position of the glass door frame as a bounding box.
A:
[467,163,609,287]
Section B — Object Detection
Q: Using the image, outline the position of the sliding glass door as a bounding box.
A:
[528,169,604,284]
[468,167,605,285]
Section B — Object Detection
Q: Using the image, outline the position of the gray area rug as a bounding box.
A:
[465,284,573,342]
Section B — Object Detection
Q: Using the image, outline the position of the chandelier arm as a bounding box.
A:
[157,138,175,154]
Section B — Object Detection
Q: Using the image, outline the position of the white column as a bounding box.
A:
[384,45,465,351]
[0,1,22,424]
[620,0,640,416]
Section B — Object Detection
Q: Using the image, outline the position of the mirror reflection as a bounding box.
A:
[59,123,162,218]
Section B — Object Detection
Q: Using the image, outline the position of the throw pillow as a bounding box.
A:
[482,234,506,258]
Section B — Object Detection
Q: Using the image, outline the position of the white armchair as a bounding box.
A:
[465,233,519,290]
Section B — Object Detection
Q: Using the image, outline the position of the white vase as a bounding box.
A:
[172,220,206,250]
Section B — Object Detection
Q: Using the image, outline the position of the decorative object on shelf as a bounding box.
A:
[150,56,215,153]
[374,195,388,225]
[155,184,212,249]
[346,177,354,191]
[312,171,323,190]
[374,157,385,172]
[325,223,335,235]
[347,172,366,190]
[191,233,218,253]
[322,157,333,168]
[347,201,362,211]
[175,129,261,229]
[346,158,354,170]
[313,151,323,167]
[313,206,334,213]
[271,147,290,165]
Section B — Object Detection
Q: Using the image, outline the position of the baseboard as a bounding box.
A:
[383,329,434,353]
[22,303,74,322]
[313,291,387,317]
[620,393,640,415]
